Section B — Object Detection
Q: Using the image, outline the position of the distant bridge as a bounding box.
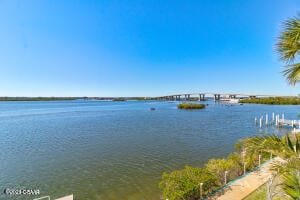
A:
[156,93,295,101]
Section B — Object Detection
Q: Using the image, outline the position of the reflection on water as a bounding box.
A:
[0,100,298,200]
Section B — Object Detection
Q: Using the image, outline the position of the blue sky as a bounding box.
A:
[0,0,299,97]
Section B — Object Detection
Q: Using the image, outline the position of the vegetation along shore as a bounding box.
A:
[178,103,206,109]
[159,133,300,199]
[239,97,300,105]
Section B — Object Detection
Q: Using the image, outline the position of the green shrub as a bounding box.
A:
[159,135,277,199]
[205,158,235,185]
[159,166,218,200]
[178,103,206,109]
[239,97,300,105]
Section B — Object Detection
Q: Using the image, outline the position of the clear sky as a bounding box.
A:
[0,0,300,97]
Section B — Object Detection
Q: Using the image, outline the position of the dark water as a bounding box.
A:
[0,100,299,200]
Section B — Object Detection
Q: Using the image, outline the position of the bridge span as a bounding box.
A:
[156,93,294,101]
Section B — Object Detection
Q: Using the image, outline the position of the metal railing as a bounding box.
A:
[33,196,51,200]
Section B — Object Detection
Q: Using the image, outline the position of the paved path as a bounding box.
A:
[207,158,282,200]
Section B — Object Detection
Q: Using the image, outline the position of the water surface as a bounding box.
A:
[0,100,298,200]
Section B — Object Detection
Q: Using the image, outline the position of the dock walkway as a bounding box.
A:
[278,119,300,127]
[206,158,282,200]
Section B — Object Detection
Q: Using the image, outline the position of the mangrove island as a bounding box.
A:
[178,102,206,109]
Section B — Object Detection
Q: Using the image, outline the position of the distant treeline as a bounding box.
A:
[0,97,150,101]
[239,97,300,105]
[0,97,80,101]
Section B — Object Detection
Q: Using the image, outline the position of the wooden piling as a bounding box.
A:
[259,117,262,128]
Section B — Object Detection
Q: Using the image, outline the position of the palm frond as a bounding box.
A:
[296,137,300,153]
[286,135,295,152]
[281,173,300,199]
[282,63,300,85]
[276,16,300,62]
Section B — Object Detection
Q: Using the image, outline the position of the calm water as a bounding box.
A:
[0,100,299,200]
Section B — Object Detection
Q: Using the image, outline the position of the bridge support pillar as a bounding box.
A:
[177,95,181,101]
[214,94,221,101]
[199,94,205,101]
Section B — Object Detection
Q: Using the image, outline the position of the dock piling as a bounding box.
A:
[259,117,262,128]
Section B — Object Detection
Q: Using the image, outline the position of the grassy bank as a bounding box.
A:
[178,102,206,109]
[239,97,300,105]
[244,183,281,200]
[244,184,267,200]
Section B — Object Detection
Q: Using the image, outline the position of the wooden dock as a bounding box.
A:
[255,113,300,129]
[278,119,300,127]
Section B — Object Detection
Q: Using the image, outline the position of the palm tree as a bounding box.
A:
[244,134,300,199]
[281,172,300,200]
[277,15,300,85]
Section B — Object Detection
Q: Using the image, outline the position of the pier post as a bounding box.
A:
[266,114,268,126]
[272,112,274,124]
[260,117,262,128]
[255,117,257,125]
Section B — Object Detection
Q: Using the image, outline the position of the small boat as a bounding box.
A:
[150,107,156,111]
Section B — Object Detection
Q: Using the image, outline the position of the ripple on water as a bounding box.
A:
[0,101,297,200]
